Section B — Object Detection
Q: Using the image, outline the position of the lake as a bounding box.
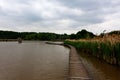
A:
[0,41,69,80]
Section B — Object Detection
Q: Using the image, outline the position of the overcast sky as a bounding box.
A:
[0,0,120,34]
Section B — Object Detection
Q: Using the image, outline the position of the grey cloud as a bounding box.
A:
[56,0,103,24]
[18,11,42,23]
[0,0,120,34]
[57,0,101,11]
[0,6,7,16]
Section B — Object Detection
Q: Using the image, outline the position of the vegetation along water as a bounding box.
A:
[64,36,120,66]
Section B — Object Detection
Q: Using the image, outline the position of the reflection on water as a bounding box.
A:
[78,51,120,80]
[0,41,69,80]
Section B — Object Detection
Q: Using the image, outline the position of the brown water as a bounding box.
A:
[0,41,69,80]
[78,51,120,80]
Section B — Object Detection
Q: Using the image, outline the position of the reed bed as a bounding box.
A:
[64,36,120,66]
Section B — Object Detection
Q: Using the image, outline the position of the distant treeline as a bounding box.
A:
[0,30,119,40]
[0,29,95,40]
[0,31,67,40]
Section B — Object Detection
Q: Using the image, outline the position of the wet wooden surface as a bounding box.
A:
[68,45,92,80]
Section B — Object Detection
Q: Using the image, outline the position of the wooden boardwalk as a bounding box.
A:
[68,45,92,80]
[46,42,92,80]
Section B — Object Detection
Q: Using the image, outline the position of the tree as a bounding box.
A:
[76,29,95,39]
[70,33,76,39]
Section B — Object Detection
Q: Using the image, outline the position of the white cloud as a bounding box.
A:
[0,0,120,34]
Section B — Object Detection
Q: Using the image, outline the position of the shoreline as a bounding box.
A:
[0,39,18,41]
[67,45,91,80]
[46,42,91,80]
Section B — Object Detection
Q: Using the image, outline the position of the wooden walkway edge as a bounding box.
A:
[67,45,92,80]
[46,42,92,80]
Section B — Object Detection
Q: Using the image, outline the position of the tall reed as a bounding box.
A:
[64,39,120,66]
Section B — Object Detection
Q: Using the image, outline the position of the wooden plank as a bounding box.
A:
[68,45,92,80]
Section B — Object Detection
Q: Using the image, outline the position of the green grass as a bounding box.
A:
[64,40,120,65]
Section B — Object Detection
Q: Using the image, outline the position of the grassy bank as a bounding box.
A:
[64,39,120,66]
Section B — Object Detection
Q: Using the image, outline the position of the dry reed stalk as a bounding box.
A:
[67,34,120,46]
